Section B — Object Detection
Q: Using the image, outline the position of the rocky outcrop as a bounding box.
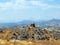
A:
[0,24,56,40]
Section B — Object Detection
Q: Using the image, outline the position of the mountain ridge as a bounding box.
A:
[0,19,60,29]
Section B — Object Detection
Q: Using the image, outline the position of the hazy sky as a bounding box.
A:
[0,0,60,22]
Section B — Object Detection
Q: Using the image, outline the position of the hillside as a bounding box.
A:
[0,23,60,45]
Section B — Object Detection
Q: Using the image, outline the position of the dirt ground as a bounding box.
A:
[0,39,60,45]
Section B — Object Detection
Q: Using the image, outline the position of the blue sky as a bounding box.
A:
[0,0,60,22]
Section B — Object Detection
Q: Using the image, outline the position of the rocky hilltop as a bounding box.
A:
[0,23,60,41]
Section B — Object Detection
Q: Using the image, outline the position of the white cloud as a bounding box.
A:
[0,0,60,10]
[0,0,30,10]
[0,2,12,10]
[13,0,30,9]
[30,0,60,9]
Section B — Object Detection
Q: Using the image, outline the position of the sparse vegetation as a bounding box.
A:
[0,23,60,45]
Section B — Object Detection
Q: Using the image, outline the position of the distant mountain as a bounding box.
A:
[17,19,60,29]
[18,20,34,26]
[36,19,60,29]
[17,20,47,26]
[0,19,60,29]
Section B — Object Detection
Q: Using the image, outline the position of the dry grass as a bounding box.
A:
[0,39,60,45]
